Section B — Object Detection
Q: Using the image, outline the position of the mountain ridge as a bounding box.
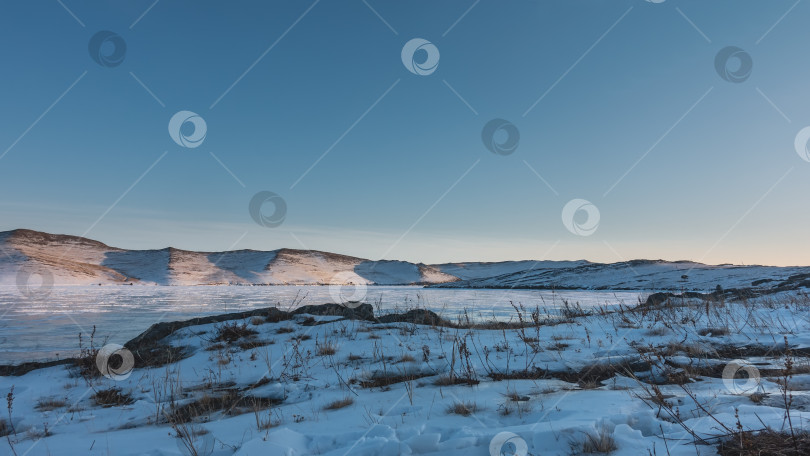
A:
[1,229,808,290]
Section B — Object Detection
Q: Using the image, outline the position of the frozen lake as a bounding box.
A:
[0,286,647,363]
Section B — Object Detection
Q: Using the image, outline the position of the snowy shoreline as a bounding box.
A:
[2,291,810,455]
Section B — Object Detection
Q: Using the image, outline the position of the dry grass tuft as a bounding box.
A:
[434,375,479,386]
[237,339,273,350]
[359,371,431,388]
[214,322,258,343]
[323,396,354,410]
[398,354,416,363]
[748,392,767,404]
[316,340,338,356]
[446,401,478,416]
[169,391,283,424]
[35,397,67,411]
[718,430,810,455]
[92,387,134,407]
[570,424,617,454]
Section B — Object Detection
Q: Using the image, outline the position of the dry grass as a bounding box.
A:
[358,371,431,388]
[92,387,134,407]
[205,343,226,352]
[666,341,715,358]
[0,419,8,437]
[499,400,531,417]
[570,425,617,454]
[503,390,530,402]
[323,396,354,410]
[214,322,258,343]
[276,326,295,334]
[398,354,416,363]
[316,340,338,356]
[718,430,810,455]
[489,368,546,381]
[748,392,767,403]
[35,397,67,411]
[237,339,273,350]
[446,401,478,416]
[250,316,265,325]
[434,374,479,386]
[169,391,283,424]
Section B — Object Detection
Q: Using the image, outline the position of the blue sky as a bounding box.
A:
[1,0,809,266]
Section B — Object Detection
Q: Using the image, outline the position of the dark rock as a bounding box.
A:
[377,308,446,326]
[293,303,374,321]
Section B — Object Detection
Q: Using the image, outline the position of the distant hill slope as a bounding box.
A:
[0,229,808,291]
[430,259,810,291]
[0,229,456,286]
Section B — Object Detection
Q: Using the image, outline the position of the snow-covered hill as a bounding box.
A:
[431,259,810,291]
[1,229,808,291]
[0,230,456,286]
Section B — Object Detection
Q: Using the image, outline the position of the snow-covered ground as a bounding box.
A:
[2,290,810,455]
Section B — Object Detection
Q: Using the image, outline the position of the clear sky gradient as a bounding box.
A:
[1,0,808,266]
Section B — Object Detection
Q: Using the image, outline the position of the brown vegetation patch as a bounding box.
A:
[718,430,810,455]
[434,375,479,386]
[323,396,354,410]
[489,368,547,381]
[92,387,134,407]
[237,339,273,350]
[214,322,258,343]
[35,397,67,411]
[169,391,283,424]
[358,371,433,388]
[447,401,479,416]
